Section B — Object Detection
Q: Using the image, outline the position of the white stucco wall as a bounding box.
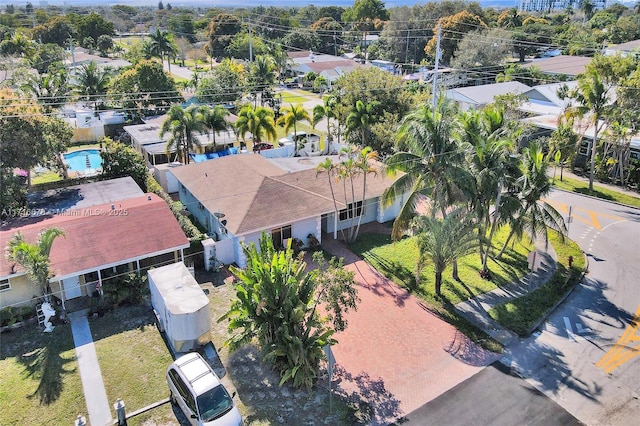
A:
[378,191,405,223]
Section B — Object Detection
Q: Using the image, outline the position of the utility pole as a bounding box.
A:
[431,23,441,112]
[69,36,75,67]
[248,17,253,62]
[334,32,337,57]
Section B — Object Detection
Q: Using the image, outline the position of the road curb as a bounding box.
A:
[524,250,590,336]
[552,186,640,211]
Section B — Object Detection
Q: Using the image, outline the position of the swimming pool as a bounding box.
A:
[63,149,103,173]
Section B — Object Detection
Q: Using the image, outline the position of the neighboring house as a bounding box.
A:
[289,51,365,84]
[125,114,238,167]
[445,81,530,111]
[370,59,398,74]
[0,180,189,310]
[64,108,127,143]
[169,154,404,268]
[518,81,578,116]
[521,55,592,78]
[65,47,131,70]
[603,39,640,59]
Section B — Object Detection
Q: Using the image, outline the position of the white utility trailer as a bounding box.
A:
[148,262,211,353]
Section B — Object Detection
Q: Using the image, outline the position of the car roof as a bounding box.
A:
[172,352,221,394]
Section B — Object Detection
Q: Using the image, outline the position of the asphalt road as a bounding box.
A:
[403,188,639,426]
[403,362,581,425]
[505,189,640,425]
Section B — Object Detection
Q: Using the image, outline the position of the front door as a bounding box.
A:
[63,276,82,299]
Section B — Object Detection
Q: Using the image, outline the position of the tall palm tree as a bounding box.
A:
[459,106,519,271]
[235,105,277,145]
[271,46,292,84]
[148,29,176,71]
[201,105,229,146]
[412,209,477,296]
[249,55,276,106]
[351,146,378,241]
[316,158,347,242]
[160,104,206,164]
[561,66,613,192]
[312,94,338,149]
[276,103,310,156]
[496,142,567,258]
[6,228,65,301]
[345,99,380,147]
[383,99,470,241]
[73,61,111,111]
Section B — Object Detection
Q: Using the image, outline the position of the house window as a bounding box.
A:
[271,225,292,249]
[578,140,590,156]
[339,201,364,221]
[0,278,10,292]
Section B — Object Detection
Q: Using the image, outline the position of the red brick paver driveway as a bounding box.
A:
[324,238,501,424]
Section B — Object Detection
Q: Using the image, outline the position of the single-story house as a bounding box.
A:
[518,81,578,116]
[289,51,365,83]
[521,55,592,78]
[124,114,239,167]
[169,154,404,268]
[603,39,640,58]
[65,47,131,70]
[0,191,189,310]
[445,81,531,111]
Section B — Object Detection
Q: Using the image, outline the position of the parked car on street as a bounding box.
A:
[252,142,274,152]
[167,352,243,426]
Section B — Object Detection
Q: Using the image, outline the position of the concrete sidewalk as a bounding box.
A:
[454,242,558,346]
[69,311,112,426]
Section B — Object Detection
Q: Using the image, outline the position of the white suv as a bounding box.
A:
[167,352,243,426]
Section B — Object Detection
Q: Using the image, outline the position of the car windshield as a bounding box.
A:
[196,385,234,422]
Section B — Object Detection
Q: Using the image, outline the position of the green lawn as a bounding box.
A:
[0,324,86,425]
[91,306,176,425]
[489,231,585,336]
[350,227,535,353]
[552,176,640,208]
[32,170,63,185]
[350,227,534,306]
[280,91,310,104]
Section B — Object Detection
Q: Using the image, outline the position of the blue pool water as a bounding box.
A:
[63,149,103,172]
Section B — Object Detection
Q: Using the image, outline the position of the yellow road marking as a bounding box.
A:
[542,199,624,229]
[588,212,602,230]
[596,305,640,374]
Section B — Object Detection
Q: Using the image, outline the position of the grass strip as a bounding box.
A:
[488,231,585,336]
[552,176,640,208]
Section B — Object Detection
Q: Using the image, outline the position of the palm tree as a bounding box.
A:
[345,99,380,147]
[316,158,347,242]
[201,105,229,146]
[148,29,176,71]
[496,142,567,259]
[6,228,65,301]
[160,104,206,164]
[235,105,277,145]
[249,55,276,106]
[312,95,338,149]
[459,106,519,272]
[383,99,470,241]
[73,61,111,112]
[412,209,477,296]
[561,66,613,192]
[272,46,293,84]
[21,70,69,113]
[276,103,310,156]
[351,146,378,242]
